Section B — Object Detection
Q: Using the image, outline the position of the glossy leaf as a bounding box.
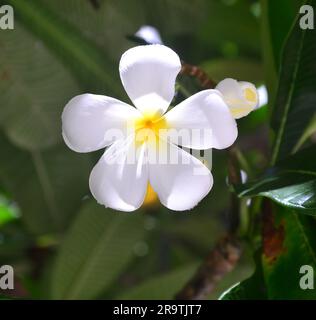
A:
[237,146,316,212]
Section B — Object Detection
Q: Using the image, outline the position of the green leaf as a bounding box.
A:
[237,146,316,212]
[117,264,198,300]
[51,201,147,299]
[0,21,80,149]
[0,132,91,234]
[3,0,123,95]
[271,0,316,162]
[262,205,316,299]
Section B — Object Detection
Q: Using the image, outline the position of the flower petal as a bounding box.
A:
[135,25,162,44]
[89,138,148,212]
[216,78,258,119]
[62,94,140,152]
[148,141,213,211]
[119,44,181,115]
[163,90,237,149]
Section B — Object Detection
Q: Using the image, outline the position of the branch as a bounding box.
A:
[180,62,217,89]
[175,234,241,300]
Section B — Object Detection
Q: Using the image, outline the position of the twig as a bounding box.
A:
[175,234,241,300]
[180,62,217,89]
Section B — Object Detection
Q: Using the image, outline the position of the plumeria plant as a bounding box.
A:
[0,0,315,302]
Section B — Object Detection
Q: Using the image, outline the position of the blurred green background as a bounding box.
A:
[1,0,315,300]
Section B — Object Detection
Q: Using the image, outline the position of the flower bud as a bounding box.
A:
[216,78,259,119]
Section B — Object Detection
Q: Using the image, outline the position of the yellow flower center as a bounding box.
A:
[134,111,168,146]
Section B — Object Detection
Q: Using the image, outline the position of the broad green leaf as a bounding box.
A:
[3,0,123,95]
[271,0,316,162]
[51,201,147,299]
[0,132,91,234]
[117,264,198,300]
[237,146,316,212]
[262,205,316,299]
[0,21,80,149]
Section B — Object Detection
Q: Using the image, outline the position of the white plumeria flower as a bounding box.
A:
[216,78,259,119]
[62,45,238,212]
